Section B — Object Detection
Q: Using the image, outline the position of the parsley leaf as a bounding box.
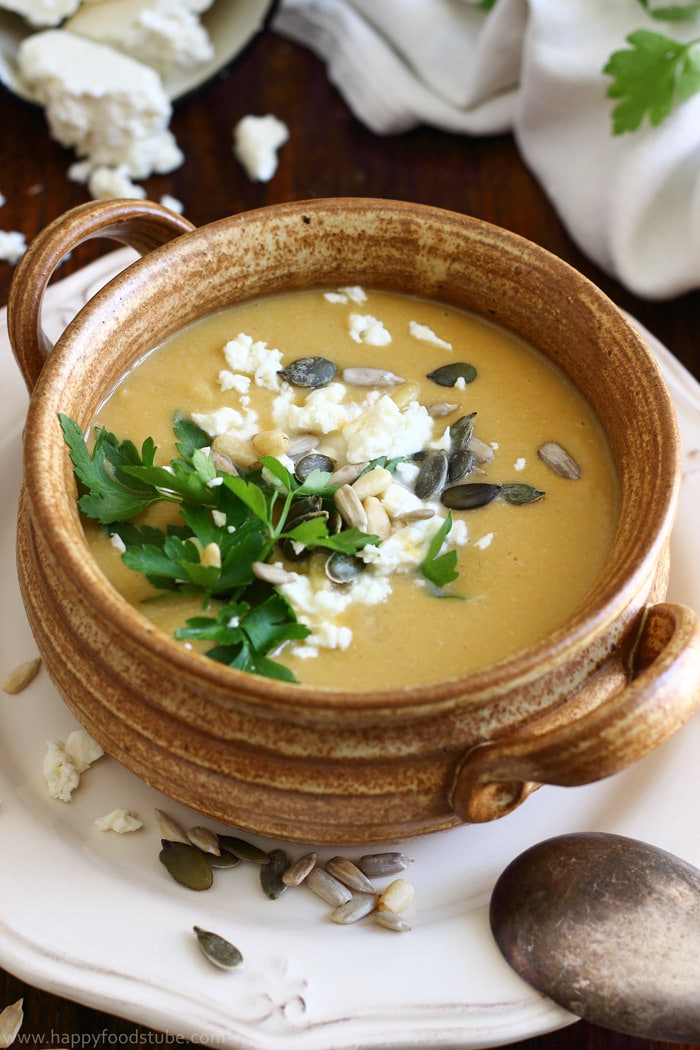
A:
[604,28,700,132]
[420,513,460,590]
[637,0,700,21]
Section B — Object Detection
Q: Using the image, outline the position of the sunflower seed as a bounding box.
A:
[305,867,353,906]
[334,483,368,531]
[159,841,214,891]
[282,851,318,886]
[154,809,189,845]
[342,367,405,387]
[377,878,415,913]
[288,433,319,460]
[501,482,546,505]
[427,362,477,387]
[0,999,23,1045]
[392,507,435,523]
[414,450,449,500]
[329,462,368,486]
[2,656,41,694]
[260,848,290,898]
[426,402,460,418]
[441,482,501,510]
[193,926,244,971]
[358,852,414,878]
[326,856,376,894]
[252,561,297,586]
[538,441,582,480]
[467,434,494,464]
[331,893,378,925]
[279,356,337,389]
[374,911,412,932]
[218,834,270,865]
[187,825,221,856]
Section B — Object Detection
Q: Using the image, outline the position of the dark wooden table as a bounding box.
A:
[1,22,698,1050]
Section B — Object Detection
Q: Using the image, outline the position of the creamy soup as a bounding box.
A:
[84,287,619,690]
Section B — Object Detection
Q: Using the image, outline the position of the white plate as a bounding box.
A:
[0,0,277,103]
[1,251,700,1049]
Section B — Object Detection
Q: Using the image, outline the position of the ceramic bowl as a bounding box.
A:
[9,198,700,844]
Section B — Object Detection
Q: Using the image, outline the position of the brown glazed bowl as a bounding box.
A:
[8,198,700,844]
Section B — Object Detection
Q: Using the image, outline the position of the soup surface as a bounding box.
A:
[85,287,620,690]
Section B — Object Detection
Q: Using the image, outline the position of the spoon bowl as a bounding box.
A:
[490,831,700,1042]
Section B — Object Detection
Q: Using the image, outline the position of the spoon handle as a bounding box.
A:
[450,602,700,823]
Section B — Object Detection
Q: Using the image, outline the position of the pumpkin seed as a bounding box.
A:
[326,856,376,894]
[441,482,502,510]
[305,867,353,906]
[260,848,290,899]
[449,412,477,452]
[374,911,412,932]
[427,362,477,387]
[331,892,378,925]
[218,834,270,865]
[187,825,221,856]
[207,851,241,869]
[282,851,318,886]
[325,551,365,585]
[193,926,244,971]
[279,356,337,389]
[358,852,414,878]
[448,449,476,484]
[342,366,405,387]
[414,450,449,500]
[377,878,415,913]
[154,809,189,845]
[2,656,41,694]
[538,440,582,479]
[159,841,214,891]
[501,482,546,505]
[295,452,336,482]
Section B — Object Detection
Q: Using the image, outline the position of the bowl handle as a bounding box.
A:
[7,199,195,392]
[449,602,700,823]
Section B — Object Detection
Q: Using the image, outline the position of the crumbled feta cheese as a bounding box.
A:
[348,313,392,346]
[160,193,184,214]
[219,371,251,395]
[323,286,367,305]
[233,114,289,182]
[87,165,147,200]
[191,405,258,439]
[285,383,362,436]
[474,532,494,550]
[94,807,143,833]
[279,571,391,657]
[2,0,80,26]
[43,740,81,802]
[18,30,182,179]
[222,333,284,391]
[110,531,127,553]
[514,457,526,471]
[65,728,105,772]
[343,395,433,463]
[65,0,214,77]
[0,191,5,207]
[0,230,27,264]
[408,320,452,349]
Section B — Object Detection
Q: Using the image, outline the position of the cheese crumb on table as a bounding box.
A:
[42,729,104,801]
[0,230,27,264]
[233,114,289,182]
[94,808,144,833]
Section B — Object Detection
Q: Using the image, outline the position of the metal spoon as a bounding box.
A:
[489,831,700,1042]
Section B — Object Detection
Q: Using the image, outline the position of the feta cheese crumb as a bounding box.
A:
[222,332,284,391]
[343,395,433,462]
[0,191,5,207]
[65,728,105,772]
[110,531,127,553]
[0,230,27,264]
[160,193,184,214]
[42,729,104,802]
[514,457,526,471]
[348,313,392,346]
[94,808,143,833]
[323,286,367,305]
[233,114,289,182]
[408,320,452,349]
[87,165,147,200]
[2,0,81,26]
[474,532,494,550]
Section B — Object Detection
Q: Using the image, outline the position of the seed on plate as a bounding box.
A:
[538,440,582,480]
[358,852,414,878]
[426,401,460,418]
[187,825,221,856]
[501,482,546,505]
[305,867,353,906]
[331,893,378,925]
[282,851,318,886]
[154,809,190,845]
[193,926,244,971]
[295,452,336,482]
[326,856,376,894]
[159,841,214,891]
[414,450,449,500]
[218,834,270,865]
[374,911,412,933]
[334,483,368,531]
[441,482,502,510]
[342,366,405,387]
[377,878,415,914]
[252,561,297,586]
[260,848,290,899]
[427,362,477,387]
[2,655,41,694]
[279,356,337,389]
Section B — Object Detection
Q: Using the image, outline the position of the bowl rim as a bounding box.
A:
[18,197,682,712]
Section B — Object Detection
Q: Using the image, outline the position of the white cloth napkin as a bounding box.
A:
[273,0,700,301]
